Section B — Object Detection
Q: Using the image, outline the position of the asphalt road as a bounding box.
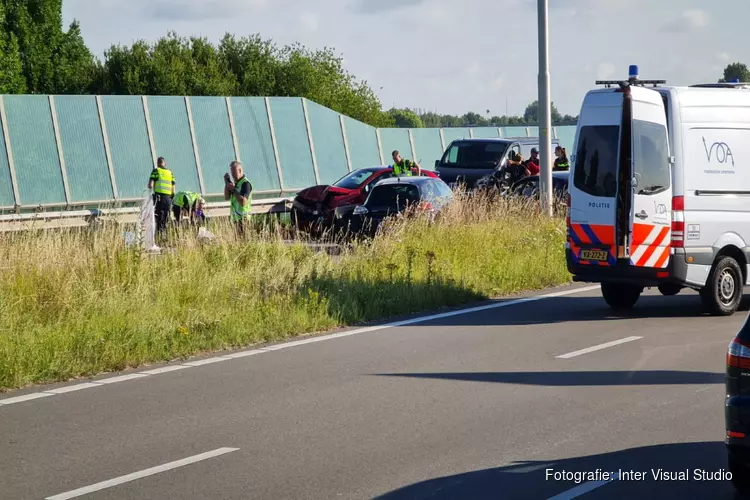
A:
[1,284,746,499]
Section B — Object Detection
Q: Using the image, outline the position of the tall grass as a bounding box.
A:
[0,193,569,391]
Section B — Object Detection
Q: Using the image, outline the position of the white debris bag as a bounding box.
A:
[138,191,161,252]
[197,227,216,241]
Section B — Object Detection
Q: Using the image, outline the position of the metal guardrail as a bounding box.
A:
[0,196,292,232]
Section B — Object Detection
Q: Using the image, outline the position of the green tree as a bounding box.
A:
[387,108,423,128]
[0,1,25,93]
[719,62,750,83]
[523,100,562,125]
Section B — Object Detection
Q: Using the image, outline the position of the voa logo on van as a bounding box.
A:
[588,202,610,209]
[703,137,735,174]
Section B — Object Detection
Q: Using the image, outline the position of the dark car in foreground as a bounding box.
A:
[291,167,437,234]
[332,176,453,238]
[435,137,561,190]
[726,318,750,492]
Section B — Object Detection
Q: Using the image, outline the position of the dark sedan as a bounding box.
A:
[332,176,453,238]
[726,315,750,492]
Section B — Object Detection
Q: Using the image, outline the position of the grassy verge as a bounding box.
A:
[0,193,569,391]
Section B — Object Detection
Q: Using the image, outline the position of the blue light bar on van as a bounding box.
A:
[629,65,639,80]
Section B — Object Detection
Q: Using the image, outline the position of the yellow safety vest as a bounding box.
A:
[154,167,174,196]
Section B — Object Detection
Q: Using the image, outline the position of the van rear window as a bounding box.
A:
[573,126,619,198]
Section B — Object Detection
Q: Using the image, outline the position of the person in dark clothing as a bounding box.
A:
[147,157,175,236]
[554,146,570,171]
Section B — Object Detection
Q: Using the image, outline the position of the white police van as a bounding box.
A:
[566,65,750,315]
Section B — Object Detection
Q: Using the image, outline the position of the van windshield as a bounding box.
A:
[442,141,510,168]
[573,126,619,198]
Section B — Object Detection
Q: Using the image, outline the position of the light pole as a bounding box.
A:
[537,0,553,216]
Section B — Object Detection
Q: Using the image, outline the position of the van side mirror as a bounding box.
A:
[434,160,440,167]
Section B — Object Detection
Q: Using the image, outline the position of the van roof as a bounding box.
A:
[449,137,560,144]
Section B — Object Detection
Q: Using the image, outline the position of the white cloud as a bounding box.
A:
[596,62,617,80]
[662,9,710,32]
[298,11,319,32]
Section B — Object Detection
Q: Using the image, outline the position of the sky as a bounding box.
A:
[63,0,750,117]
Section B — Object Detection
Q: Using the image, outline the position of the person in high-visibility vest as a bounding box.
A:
[391,150,420,177]
[554,146,570,171]
[224,161,252,237]
[172,191,206,225]
[147,157,175,235]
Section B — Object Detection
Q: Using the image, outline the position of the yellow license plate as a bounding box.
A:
[581,250,608,261]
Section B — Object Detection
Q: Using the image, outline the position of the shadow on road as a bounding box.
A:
[375,370,724,387]
[374,442,744,500]
[405,293,750,328]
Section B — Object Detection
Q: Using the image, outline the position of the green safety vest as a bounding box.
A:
[554,160,570,171]
[174,191,200,208]
[230,177,252,222]
[154,167,174,195]
[393,160,413,176]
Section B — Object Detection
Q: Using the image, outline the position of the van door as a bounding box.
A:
[626,86,672,268]
[568,91,622,267]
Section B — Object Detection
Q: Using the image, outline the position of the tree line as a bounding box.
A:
[0,1,745,129]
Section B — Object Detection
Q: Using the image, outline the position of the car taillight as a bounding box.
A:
[420,201,433,211]
[728,338,750,369]
[671,195,684,248]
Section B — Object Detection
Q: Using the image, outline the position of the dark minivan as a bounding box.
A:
[435,137,561,189]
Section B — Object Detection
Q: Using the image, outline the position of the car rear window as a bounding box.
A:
[366,184,421,209]
[442,141,509,167]
[573,125,619,198]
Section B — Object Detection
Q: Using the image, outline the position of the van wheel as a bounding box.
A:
[700,256,743,316]
[601,283,642,310]
[657,283,682,296]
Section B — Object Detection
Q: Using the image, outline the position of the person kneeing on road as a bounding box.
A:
[147,157,175,237]
[224,161,252,238]
[172,191,206,225]
[392,150,420,177]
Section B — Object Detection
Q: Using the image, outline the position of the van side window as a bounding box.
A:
[633,120,670,195]
[573,126,619,198]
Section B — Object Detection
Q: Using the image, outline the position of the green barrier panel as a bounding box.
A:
[343,116,381,169]
[306,99,348,184]
[527,126,540,137]
[269,97,316,189]
[54,96,112,203]
[0,103,14,207]
[555,126,577,151]
[189,96,236,195]
[4,95,65,205]
[230,97,279,192]
[471,127,500,138]
[100,96,153,200]
[410,128,443,168]
[378,128,412,164]
[441,127,471,146]
[501,126,528,138]
[147,96,200,193]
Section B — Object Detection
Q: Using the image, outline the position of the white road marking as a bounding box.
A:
[556,336,643,359]
[0,392,53,405]
[141,365,189,375]
[182,357,231,367]
[45,383,102,394]
[96,373,149,384]
[0,285,599,407]
[45,447,239,500]
[547,472,619,500]
[505,462,555,473]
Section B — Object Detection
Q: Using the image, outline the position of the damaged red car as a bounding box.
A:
[291,166,438,234]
